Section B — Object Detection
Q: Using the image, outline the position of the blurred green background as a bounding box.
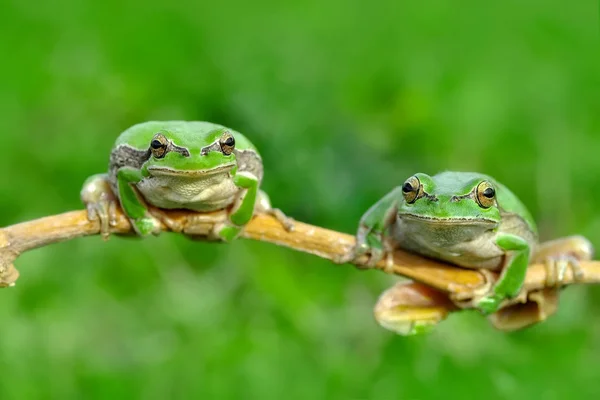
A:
[1,0,599,398]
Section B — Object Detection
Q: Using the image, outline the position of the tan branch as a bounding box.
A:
[1,208,599,299]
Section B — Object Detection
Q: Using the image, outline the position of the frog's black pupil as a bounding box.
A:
[483,187,495,198]
[225,137,235,146]
[151,139,163,149]
[402,182,413,193]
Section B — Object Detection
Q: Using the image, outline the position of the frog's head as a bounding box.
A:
[142,127,237,178]
[397,172,501,245]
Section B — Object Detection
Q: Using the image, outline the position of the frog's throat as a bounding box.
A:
[146,162,236,177]
[398,213,499,227]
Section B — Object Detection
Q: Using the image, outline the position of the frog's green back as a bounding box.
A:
[115,121,258,153]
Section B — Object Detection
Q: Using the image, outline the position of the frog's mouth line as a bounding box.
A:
[399,213,498,226]
[147,163,236,177]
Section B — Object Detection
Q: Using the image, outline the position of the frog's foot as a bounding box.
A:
[334,231,391,270]
[254,190,295,232]
[80,174,120,240]
[131,216,162,236]
[265,208,295,232]
[476,293,506,315]
[374,281,455,335]
[486,238,594,332]
[450,269,498,311]
[334,248,394,272]
[210,221,244,242]
[544,255,585,288]
[534,235,593,286]
[487,288,559,332]
[147,208,185,233]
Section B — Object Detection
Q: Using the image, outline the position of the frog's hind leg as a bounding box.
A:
[374,281,458,335]
[488,235,593,332]
[534,235,593,287]
[487,288,559,332]
[80,173,120,240]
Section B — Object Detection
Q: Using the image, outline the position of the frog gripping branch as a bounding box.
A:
[2,123,595,336]
[80,121,292,241]
[343,171,592,333]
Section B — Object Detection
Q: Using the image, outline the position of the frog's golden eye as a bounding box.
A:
[219,131,235,156]
[150,133,169,159]
[402,176,420,204]
[475,181,496,208]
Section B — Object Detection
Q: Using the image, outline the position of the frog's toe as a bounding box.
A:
[85,203,99,222]
[211,221,243,242]
[333,242,370,266]
[132,217,161,236]
[85,202,115,240]
[108,201,119,227]
[267,208,295,232]
[81,174,120,239]
[544,255,585,287]
[332,251,357,265]
[476,294,503,315]
[148,208,185,233]
[365,248,385,268]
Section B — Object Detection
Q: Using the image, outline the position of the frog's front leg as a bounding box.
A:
[336,187,401,267]
[476,233,531,314]
[487,236,593,331]
[115,167,161,236]
[211,172,259,241]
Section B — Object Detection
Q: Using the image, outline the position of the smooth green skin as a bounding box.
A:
[116,121,257,175]
[111,121,260,239]
[353,171,537,315]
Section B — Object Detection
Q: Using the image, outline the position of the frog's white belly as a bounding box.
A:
[392,218,505,270]
[136,172,239,212]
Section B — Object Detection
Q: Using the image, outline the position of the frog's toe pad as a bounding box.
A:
[267,208,295,232]
[365,250,384,268]
[476,294,503,315]
[134,217,161,236]
[544,255,584,287]
[86,202,119,240]
[211,222,243,242]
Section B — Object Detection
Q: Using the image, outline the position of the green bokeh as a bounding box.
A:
[1,0,599,398]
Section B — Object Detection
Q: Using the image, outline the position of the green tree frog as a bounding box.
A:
[81,121,292,240]
[342,171,592,332]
